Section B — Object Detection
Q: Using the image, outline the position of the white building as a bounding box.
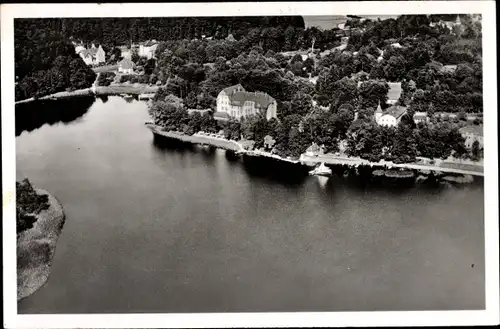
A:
[215,84,277,121]
[459,125,484,150]
[375,104,407,127]
[139,40,158,59]
[76,44,106,66]
[118,58,135,74]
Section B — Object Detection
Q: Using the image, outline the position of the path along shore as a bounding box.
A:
[146,123,300,164]
[15,83,159,105]
[147,123,484,176]
[17,188,66,301]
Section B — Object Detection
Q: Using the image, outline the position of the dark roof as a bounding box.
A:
[230,91,274,109]
[220,84,275,110]
[387,82,402,101]
[119,58,135,69]
[383,105,407,119]
[222,84,245,95]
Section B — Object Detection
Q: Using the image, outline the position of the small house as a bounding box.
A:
[118,58,135,74]
[459,125,484,150]
[375,104,407,127]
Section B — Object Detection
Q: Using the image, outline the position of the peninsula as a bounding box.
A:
[17,179,66,301]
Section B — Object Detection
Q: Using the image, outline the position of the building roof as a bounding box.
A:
[441,65,458,73]
[221,84,245,95]
[230,91,274,109]
[387,82,402,101]
[459,125,483,137]
[119,58,135,69]
[382,105,407,120]
[75,45,86,54]
[143,40,158,47]
[375,103,383,114]
[220,84,275,110]
[213,112,230,120]
[79,49,95,58]
[413,112,427,118]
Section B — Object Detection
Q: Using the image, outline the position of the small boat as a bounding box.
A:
[121,93,134,100]
[309,162,332,176]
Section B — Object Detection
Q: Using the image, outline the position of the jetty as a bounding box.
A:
[138,93,156,100]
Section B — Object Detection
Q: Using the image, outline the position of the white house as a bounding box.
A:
[459,125,484,150]
[375,104,407,127]
[118,58,135,74]
[139,40,158,59]
[413,111,429,124]
[76,44,106,66]
[215,84,277,121]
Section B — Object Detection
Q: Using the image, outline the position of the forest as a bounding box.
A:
[14,24,97,101]
[14,15,483,162]
[148,14,482,162]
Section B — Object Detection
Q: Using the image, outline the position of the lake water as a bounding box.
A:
[16,96,485,313]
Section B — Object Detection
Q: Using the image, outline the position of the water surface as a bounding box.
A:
[16,96,485,313]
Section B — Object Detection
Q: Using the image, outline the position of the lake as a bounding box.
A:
[16,96,485,313]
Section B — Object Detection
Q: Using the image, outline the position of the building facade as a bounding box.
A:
[375,104,407,127]
[459,126,484,150]
[118,58,135,74]
[139,40,158,59]
[76,44,106,66]
[216,84,278,121]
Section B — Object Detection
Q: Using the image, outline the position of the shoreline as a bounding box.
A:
[17,188,66,302]
[146,123,300,164]
[146,123,483,178]
[15,84,160,105]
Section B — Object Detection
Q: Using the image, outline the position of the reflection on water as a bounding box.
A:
[241,154,309,187]
[97,95,109,103]
[15,96,95,136]
[316,175,329,189]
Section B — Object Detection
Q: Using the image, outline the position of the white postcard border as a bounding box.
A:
[2,1,498,328]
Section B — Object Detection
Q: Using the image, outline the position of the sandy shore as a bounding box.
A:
[17,188,66,301]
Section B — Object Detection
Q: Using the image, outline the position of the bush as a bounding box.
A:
[119,74,151,84]
[97,72,116,86]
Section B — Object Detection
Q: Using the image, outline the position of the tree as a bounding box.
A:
[264,135,276,151]
[470,140,481,161]
[358,79,389,110]
[131,48,140,63]
[383,55,407,81]
[330,77,359,110]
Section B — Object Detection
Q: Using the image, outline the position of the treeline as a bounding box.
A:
[148,14,482,162]
[15,17,305,51]
[15,23,96,101]
[154,49,314,110]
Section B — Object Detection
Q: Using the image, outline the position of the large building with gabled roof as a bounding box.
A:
[215,84,278,121]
